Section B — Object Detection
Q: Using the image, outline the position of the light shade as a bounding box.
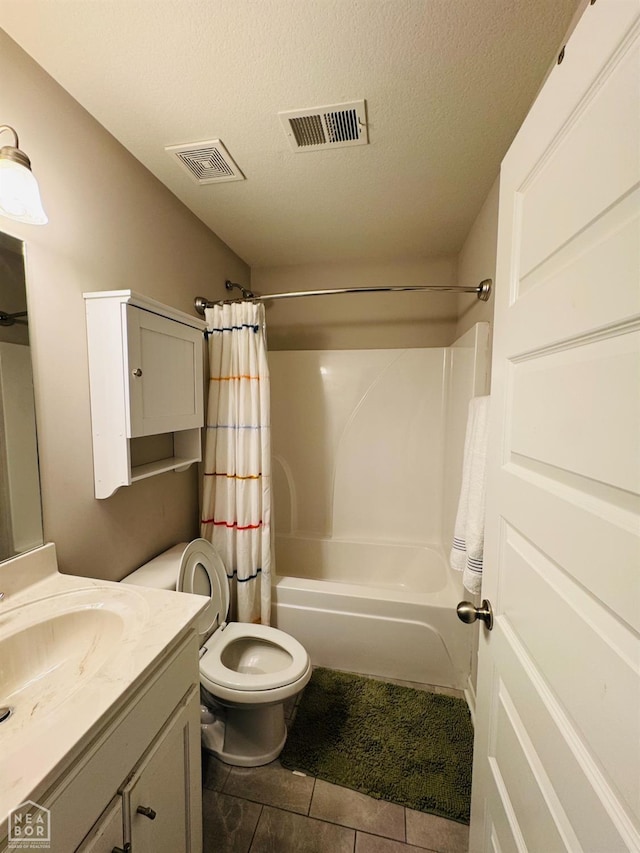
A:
[0,126,48,225]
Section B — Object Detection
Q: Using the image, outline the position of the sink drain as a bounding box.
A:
[0,707,13,724]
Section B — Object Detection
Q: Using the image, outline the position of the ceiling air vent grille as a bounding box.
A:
[165,139,245,184]
[279,100,368,152]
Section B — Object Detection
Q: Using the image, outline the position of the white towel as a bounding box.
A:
[450,395,490,594]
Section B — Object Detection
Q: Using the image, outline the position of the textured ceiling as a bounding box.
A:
[0,0,581,267]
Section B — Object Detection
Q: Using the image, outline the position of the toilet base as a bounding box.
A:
[201,700,288,767]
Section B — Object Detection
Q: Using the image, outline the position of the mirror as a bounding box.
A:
[0,230,43,560]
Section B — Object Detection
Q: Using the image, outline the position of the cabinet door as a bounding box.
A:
[122,688,202,853]
[75,797,123,852]
[125,305,204,438]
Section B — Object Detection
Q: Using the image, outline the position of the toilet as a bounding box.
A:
[122,538,311,766]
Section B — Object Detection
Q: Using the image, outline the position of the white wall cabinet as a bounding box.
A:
[84,291,207,499]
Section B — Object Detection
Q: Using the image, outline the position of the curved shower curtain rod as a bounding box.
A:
[0,309,28,326]
[194,278,492,315]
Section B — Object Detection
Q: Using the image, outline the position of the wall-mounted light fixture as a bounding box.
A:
[0,125,47,225]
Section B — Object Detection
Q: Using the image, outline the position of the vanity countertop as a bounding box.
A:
[0,543,207,835]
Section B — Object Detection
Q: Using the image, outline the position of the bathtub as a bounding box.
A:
[271,536,471,691]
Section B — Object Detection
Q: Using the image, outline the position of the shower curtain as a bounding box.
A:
[201,302,272,625]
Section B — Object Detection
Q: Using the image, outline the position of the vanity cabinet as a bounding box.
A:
[84,291,207,499]
[121,694,196,853]
[74,694,199,853]
[33,633,203,853]
[76,798,123,852]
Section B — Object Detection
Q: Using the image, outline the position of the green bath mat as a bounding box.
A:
[281,667,474,824]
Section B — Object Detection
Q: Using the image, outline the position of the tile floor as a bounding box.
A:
[201,674,470,853]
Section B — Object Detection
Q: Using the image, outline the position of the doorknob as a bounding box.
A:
[457,599,494,630]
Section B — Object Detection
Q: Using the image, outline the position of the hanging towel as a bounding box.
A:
[450,395,490,594]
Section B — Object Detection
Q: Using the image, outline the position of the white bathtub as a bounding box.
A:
[271,536,471,691]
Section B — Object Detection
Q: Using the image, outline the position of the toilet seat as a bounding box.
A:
[177,539,311,699]
[176,539,229,644]
[200,622,310,692]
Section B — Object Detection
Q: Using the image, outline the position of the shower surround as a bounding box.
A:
[269,324,489,692]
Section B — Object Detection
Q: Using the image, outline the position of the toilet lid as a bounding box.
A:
[177,539,229,644]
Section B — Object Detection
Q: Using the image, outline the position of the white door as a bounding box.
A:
[470,2,640,851]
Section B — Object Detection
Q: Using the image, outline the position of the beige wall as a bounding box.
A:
[0,31,249,581]
[251,203,498,351]
[455,176,499,347]
[0,24,500,584]
[252,257,459,350]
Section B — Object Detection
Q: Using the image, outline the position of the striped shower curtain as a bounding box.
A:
[201,302,272,625]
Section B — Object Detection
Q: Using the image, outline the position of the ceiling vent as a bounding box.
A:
[279,100,368,152]
[165,139,245,184]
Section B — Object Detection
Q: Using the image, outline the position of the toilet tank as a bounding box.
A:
[121,543,188,591]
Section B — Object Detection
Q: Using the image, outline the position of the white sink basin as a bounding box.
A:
[0,587,148,720]
[1,609,123,706]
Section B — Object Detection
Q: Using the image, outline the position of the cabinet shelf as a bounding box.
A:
[131,455,201,482]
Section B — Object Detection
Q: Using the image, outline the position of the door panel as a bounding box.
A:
[492,686,572,852]
[492,633,630,853]
[509,334,640,491]
[518,39,639,278]
[501,463,639,632]
[501,525,638,808]
[470,2,640,850]
[509,189,640,350]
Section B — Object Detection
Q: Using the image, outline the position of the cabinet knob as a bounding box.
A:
[131,368,143,377]
[137,805,157,820]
